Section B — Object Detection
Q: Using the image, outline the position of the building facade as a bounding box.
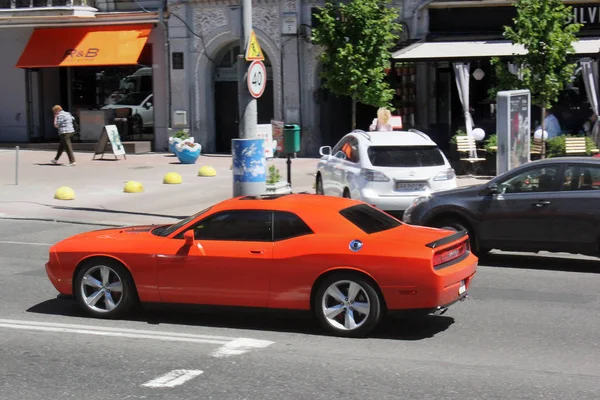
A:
[167,0,413,156]
[0,0,169,150]
[394,0,600,150]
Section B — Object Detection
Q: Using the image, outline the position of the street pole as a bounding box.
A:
[237,0,257,140]
[232,0,265,197]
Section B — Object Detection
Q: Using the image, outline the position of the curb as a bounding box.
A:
[0,216,124,227]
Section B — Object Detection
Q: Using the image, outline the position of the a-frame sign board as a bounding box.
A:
[93,125,127,160]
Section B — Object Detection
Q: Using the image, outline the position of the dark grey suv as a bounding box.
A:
[403,157,600,257]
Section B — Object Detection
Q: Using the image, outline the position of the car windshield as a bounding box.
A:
[367,145,445,167]
[116,92,150,105]
[151,207,212,237]
[339,204,401,234]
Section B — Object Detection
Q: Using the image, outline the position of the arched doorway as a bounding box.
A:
[214,43,274,153]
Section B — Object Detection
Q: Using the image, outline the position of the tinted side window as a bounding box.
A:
[497,166,559,194]
[193,210,273,242]
[339,204,401,234]
[274,212,313,241]
[562,165,600,191]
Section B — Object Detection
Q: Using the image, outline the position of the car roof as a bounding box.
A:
[350,130,437,147]
[215,193,359,212]
[525,156,600,165]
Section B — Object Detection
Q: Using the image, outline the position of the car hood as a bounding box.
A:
[58,225,160,243]
[429,184,484,198]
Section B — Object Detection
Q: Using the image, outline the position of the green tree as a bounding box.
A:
[312,0,401,129]
[490,0,582,158]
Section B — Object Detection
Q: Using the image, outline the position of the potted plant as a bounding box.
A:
[174,140,202,164]
[265,165,292,194]
[168,130,193,154]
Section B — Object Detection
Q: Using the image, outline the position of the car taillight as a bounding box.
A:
[433,168,456,181]
[360,168,390,182]
[433,240,468,267]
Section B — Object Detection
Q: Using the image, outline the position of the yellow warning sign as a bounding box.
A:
[245,30,265,61]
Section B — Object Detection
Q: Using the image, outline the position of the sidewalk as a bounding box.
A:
[0,148,490,227]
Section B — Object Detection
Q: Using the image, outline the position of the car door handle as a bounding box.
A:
[533,201,551,207]
[249,250,264,254]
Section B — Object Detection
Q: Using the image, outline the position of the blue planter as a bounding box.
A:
[175,143,201,164]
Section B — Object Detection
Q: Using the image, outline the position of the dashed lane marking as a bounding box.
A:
[0,240,52,246]
[142,369,204,388]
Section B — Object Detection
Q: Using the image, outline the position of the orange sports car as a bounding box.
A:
[45,193,478,337]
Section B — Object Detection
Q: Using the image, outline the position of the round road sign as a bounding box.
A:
[247,60,267,98]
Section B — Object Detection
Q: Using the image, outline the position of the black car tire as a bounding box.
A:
[432,218,489,256]
[74,258,138,319]
[314,272,383,338]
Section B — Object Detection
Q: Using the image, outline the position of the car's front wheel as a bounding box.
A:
[314,273,383,338]
[432,218,489,256]
[74,259,137,319]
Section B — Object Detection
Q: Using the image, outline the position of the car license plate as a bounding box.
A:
[458,280,466,295]
[395,182,425,191]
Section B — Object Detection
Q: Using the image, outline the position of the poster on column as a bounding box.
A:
[256,124,275,159]
[496,90,530,175]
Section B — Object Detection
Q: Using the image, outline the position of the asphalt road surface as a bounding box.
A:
[1,219,599,400]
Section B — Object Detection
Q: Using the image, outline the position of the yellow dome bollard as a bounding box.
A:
[163,172,182,184]
[198,166,216,177]
[54,186,75,200]
[124,181,144,193]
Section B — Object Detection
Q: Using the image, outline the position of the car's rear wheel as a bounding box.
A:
[432,218,489,256]
[74,259,137,319]
[314,273,382,338]
[316,174,324,195]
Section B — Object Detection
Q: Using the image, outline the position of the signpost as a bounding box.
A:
[245,30,265,61]
[496,90,531,175]
[247,60,267,99]
[93,125,126,160]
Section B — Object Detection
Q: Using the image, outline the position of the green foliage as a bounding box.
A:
[312,0,401,110]
[489,0,582,110]
[484,134,498,153]
[266,164,281,184]
[172,130,190,140]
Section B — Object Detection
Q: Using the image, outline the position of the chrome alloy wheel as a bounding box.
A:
[321,280,371,331]
[80,265,124,313]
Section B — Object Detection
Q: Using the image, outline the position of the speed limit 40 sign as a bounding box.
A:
[247,60,267,98]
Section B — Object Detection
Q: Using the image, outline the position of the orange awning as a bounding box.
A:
[16,24,153,68]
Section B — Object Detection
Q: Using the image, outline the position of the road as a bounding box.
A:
[1,220,600,400]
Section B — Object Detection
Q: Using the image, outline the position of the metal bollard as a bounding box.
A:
[15,146,19,185]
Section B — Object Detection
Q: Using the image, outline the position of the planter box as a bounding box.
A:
[265,181,292,195]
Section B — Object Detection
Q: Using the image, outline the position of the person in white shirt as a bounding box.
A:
[369,108,392,131]
[536,109,561,138]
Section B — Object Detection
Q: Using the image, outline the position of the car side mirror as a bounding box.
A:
[145,102,153,109]
[183,230,195,246]
[319,146,331,156]
[487,183,499,195]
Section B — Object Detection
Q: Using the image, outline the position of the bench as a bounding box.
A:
[565,137,600,156]
[530,137,543,158]
[455,135,486,175]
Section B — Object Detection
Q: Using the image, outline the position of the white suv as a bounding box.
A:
[315,129,457,218]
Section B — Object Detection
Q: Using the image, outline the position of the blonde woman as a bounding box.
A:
[369,107,392,131]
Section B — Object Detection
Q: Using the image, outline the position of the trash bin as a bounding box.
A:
[283,124,301,154]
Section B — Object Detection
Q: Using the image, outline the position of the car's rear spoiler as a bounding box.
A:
[425,230,468,249]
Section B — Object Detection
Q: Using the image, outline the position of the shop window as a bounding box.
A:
[172,52,184,70]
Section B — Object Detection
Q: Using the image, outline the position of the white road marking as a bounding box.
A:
[0,240,52,246]
[0,319,274,357]
[211,337,274,358]
[142,369,204,388]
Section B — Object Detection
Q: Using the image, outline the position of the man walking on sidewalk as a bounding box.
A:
[50,105,76,166]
